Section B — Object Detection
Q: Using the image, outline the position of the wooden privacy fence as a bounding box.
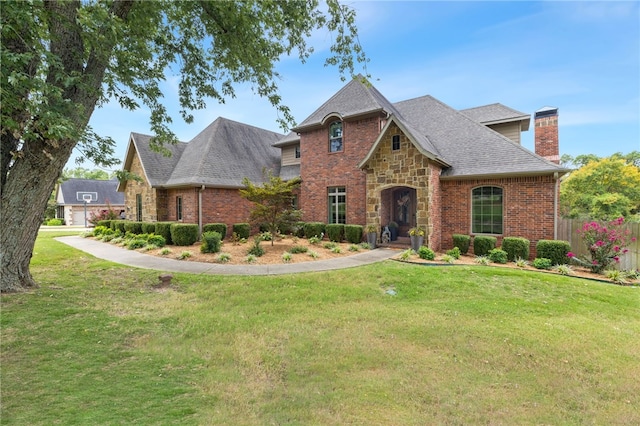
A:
[557,219,639,271]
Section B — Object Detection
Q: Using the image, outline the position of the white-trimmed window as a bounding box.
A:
[329,121,343,152]
[328,186,346,224]
[471,186,503,234]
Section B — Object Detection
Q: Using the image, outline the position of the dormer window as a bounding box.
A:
[329,121,343,152]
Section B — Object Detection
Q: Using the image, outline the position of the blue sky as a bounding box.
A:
[77,0,640,172]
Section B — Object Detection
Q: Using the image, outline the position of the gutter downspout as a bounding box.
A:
[198,185,205,237]
[553,172,559,240]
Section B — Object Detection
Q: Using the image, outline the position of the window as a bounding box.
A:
[392,134,400,151]
[294,145,301,159]
[329,121,343,152]
[472,186,503,234]
[328,186,346,224]
[176,196,183,221]
[136,194,142,222]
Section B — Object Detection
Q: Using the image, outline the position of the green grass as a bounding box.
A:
[2,231,639,425]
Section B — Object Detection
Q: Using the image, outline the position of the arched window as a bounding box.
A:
[329,121,343,152]
[472,186,503,234]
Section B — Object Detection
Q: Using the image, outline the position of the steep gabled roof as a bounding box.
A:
[460,103,531,131]
[393,96,566,178]
[57,178,124,205]
[118,133,187,191]
[165,117,283,188]
[272,131,300,147]
[293,75,398,130]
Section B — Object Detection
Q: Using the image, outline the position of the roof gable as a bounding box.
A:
[460,103,530,131]
[294,75,397,130]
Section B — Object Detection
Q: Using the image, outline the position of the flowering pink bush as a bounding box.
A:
[570,217,636,274]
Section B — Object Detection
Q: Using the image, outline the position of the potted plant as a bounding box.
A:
[409,227,425,251]
[388,221,399,241]
[365,225,378,248]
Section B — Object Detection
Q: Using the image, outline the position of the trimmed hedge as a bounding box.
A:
[488,248,508,264]
[203,223,227,240]
[536,240,571,265]
[170,223,198,246]
[326,224,344,242]
[304,222,326,239]
[232,223,250,240]
[473,235,497,256]
[345,224,363,244]
[154,222,174,245]
[141,222,156,234]
[201,231,222,253]
[452,234,471,255]
[111,220,127,233]
[147,234,166,248]
[502,237,530,261]
[124,221,143,234]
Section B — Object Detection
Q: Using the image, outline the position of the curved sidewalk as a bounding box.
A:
[56,236,399,276]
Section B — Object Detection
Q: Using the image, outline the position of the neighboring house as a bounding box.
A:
[118,76,568,256]
[56,178,125,226]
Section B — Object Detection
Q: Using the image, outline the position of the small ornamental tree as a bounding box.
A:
[569,217,636,273]
[240,172,302,246]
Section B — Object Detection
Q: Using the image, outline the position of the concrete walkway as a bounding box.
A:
[56,236,399,276]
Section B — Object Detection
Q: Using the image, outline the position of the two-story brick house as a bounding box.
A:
[118,76,567,254]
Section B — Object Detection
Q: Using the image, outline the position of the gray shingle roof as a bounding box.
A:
[165,117,283,187]
[128,133,187,186]
[460,103,530,130]
[272,131,300,147]
[293,75,398,130]
[58,178,124,205]
[393,95,566,178]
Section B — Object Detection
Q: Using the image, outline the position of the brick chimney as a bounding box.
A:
[534,107,559,164]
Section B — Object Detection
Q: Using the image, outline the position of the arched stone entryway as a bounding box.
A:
[380,186,416,238]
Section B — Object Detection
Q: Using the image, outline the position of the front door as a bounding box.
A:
[392,187,415,237]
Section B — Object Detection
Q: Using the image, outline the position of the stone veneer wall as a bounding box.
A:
[124,151,158,222]
[299,115,381,224]
[364,123,440,249]
[440,175,558,258]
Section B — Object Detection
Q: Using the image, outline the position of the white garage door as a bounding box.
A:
[72,209,88,227]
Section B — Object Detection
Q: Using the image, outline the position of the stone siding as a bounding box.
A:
[124,151,158,222]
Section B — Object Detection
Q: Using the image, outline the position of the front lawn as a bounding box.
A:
[1,231,639,425]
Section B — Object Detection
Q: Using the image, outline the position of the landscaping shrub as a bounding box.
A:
[446,246,461,259]
[502,237,530,261]
[418,246,435,260]
[289,245,308,254]
[203,223,227,240]
[326,224,344,242]
[92,226,109,236]
[294,222,306,238]
[154,222,174,245]
[200,231,222,253]
[126,238,147,250]
[146,234,166,248]
[46,218,63,226]
[141,222,156,234]
[170,223,199,246]
[97,220,113,229]
[232,223,250,240]
[452,234,471,254]
[124,221,143,234]
[345,225,363,244]
[488,248,508,264]
[473,235,497,256]
[111,220,127,233]
[304,222,326,239]
[536,240,571,265]
[533,257,553,270]
[247,237,265,257]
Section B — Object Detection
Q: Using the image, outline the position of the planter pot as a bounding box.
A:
[389,227,398,241]
[410,235,424,251]
[366,232,377,248]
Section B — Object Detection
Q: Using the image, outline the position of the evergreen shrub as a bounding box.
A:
[200,231,222,253]
[326,224,345,242]
[203,223,227,240]
[170,223,199,246]
[502,237,530,261]
[141,222,156,234]
[536,240,571,265]
[154,222,174,245]
[232,223,251,240]
[304,222,326,239]
[473,235,497,256]
[345,225,363,244]
[124,221,143,234]
[452,234,471,254]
